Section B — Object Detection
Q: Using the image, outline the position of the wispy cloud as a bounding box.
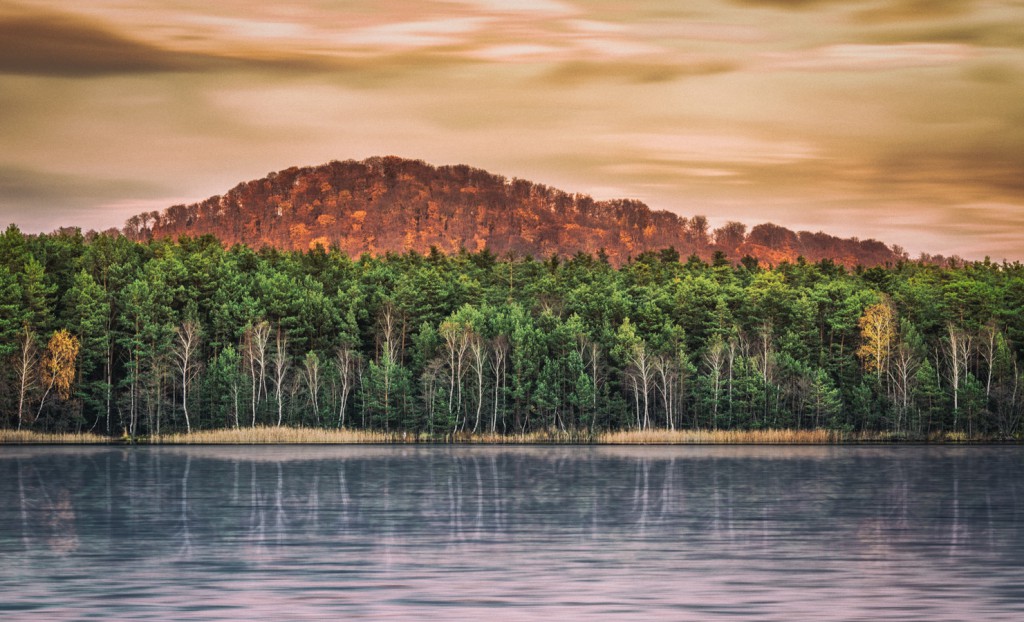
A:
[440,0,579,17]
[608,132,821,166]
[343,17,487,50]
[0,13,213,76]
[761,43,976,71]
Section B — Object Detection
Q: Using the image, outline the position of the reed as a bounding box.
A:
[446,428,596,444]
[0,429,112,444]
[155,426,404,444]
[597,428,842,444]
[3,426,1004,445]
[155,427,597,444]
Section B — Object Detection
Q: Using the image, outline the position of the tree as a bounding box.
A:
[857,300,896,381]
[752,322,778,426]
[301,351,322,425]
[943,323,972,429]
[242,320,271,426]
[63,270,110,429]
[0,267,25,359]
[615,319,655,430]
[651,353,678,430]
[206,345,243,430]
[14,325,39,430]
[703,336,726,429]
[270,327,291,427]
[438,319,470,431]
[490,335,509,433]
[172,321,202,433]
[21,257,54,330]
[366,303,410,431]
[806,368,841,429]
[335,344,360,428]
[466,331,487,432]
[37,329,80,423]
[421,358,444,434]
[989,332,1022,439]
[978,320,1000,400]
[889,341,921,434]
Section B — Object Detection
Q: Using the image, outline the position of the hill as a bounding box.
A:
[123,156,902,266]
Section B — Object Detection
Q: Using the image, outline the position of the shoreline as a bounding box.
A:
[1,428,1017,446]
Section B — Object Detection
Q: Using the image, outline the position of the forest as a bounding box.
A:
[1,224,1022,440]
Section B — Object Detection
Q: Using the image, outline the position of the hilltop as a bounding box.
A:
[123,156,902,266]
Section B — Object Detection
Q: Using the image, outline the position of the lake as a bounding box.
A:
[1,445,1022,620]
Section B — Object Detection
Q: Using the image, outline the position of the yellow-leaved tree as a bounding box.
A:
[38,329,80,417]
[856,300,895,381]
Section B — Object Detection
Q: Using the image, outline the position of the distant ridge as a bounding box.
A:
[123,156,902,267]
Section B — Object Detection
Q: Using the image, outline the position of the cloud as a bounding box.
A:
[472,43,566,62]
[0,8,487,79]
[440,0,579,17]
[343,17,487,50]
[541,58,736,85]
[0,165,158,202]
[863,23,1024,49]
[761,43,975,71]
[854,0,980,23]
[0,14,211,77]
[603,132,821,169]
[728,0,978,18]
[726,0,860,9]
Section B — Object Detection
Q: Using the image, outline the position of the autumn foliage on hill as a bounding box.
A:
[124,157,902,267]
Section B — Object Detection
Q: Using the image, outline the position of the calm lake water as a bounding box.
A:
[1,445,1022,620]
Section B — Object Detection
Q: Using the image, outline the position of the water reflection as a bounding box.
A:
[1,446,1022,620]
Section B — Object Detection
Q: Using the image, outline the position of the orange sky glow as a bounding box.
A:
[1,0,1023,260]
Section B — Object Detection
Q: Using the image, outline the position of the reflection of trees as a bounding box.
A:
[0,448,1019,563]
[11,457,80,554]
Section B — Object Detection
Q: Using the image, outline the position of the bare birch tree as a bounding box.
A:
[439,319,470,430]
[467,331,486,433]
[652,354,678,430]
[490,335,509,433]
[242,321,270,426]
[301,351,322,425]
[421,359,444,434]
[172,320,201,434]
[624,341,655,430]
[753,323,777,425]
[269,327,290,427]
[888,341,920,434]
[14,325,39,430]
[978,320,999,400]
[335,344,359,428]
[944,323,971,427]
[704,336,726,429]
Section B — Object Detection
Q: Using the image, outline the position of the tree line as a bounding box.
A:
[1,224,1022,438]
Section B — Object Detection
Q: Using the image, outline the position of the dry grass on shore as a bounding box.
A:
[598,428,842,444]
[448,428,596,444]
[0,429,111,444]
[160,427,844,445]
[1,426,1000,445]
[155,426,404,444]
[157,427,597,444]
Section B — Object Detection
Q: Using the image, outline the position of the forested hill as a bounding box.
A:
[123,157,902,267]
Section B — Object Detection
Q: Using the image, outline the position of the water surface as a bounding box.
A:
[1,445,1022,620]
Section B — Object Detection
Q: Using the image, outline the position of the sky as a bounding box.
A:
[1,0,1023,260]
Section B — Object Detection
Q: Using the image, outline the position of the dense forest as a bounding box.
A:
[123,157,904,268]
[1,224,1022,439]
